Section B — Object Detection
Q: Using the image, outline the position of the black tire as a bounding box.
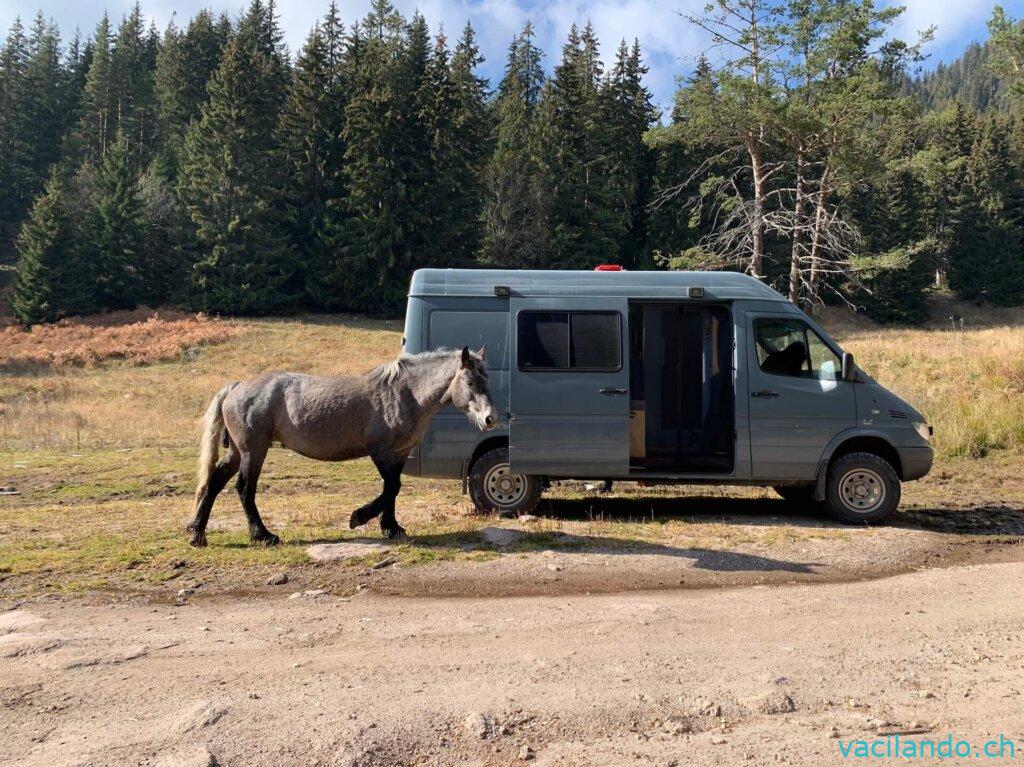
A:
[468,447,542,517]
[773,485,817,507]
[823,452,901,524]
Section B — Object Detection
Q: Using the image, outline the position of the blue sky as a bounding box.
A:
[3,0,1022,113]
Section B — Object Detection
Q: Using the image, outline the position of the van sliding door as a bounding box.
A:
[509,297,630,478]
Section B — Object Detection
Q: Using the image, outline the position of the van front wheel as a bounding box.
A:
[824,452,901,524]
[468,447,542,517]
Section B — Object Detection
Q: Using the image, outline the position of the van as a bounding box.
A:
[401,267,933,523]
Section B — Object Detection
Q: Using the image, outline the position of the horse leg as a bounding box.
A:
[348,451,404,536]
[348,487,387,530]
[376,458,406,540]
[235,445,280,546]
[187,447,240,548]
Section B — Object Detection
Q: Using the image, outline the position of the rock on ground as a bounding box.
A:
[0,633,61,658]
[0,610,43,635]
[464,711,490,738]
[307,541,391,562]
[156,746,218,767]
[173,701,228,735]
[480,527,524,548]
[743,690,796,715]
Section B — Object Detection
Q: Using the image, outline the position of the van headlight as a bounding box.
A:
[913,421,932,442]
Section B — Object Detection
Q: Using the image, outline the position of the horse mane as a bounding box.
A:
[367,349,458,386]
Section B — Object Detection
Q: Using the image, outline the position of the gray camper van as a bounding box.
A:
[401,267,933,524]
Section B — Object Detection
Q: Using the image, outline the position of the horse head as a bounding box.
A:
[449,346,499,432]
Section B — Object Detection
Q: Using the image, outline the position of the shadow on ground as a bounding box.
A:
[293,527,822,574]
[531,495,1024,537]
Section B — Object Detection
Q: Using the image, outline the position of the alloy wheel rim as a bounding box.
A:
[838,468,885,513]
[483,463,527,507]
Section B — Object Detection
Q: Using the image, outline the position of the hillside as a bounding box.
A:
[905,40,1013,113]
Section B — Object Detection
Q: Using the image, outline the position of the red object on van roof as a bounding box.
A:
[594,264,624,271]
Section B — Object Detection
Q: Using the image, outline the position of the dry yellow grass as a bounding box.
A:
[0,314,404,450]
[826,314,1024,458]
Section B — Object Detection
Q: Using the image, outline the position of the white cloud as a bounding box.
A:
[891,0,1002,65]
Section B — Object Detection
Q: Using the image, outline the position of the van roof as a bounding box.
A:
[409,268,787,301]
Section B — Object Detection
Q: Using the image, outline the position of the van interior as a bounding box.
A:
[628,303,734,474]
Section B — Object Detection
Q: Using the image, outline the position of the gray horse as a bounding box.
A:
[187,347,498,547]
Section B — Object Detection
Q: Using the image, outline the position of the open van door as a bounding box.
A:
[508,297,630,478]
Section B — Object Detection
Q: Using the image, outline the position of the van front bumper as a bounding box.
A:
[898,445,933,481]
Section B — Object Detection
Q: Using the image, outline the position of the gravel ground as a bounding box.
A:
[3,555,1023,767]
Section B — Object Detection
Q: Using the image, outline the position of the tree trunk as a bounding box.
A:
[807,167,831,311]
[747,134,766,279]
[788,145,806,304]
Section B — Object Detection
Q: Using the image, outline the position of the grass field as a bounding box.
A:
[1,301,1023,596]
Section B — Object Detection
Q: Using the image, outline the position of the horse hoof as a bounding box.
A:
[251,531,281,547]
[383,526,407,541]
[349,508,370,529]
[187,527,207,548]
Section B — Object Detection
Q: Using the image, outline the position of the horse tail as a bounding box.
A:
[196,383,236,505]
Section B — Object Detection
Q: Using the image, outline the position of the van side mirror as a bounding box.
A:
[841,352,856,383]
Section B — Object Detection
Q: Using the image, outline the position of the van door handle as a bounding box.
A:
[600,387,628,396]
[752,389,779,398]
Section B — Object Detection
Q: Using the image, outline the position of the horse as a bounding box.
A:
[186,346,498,547]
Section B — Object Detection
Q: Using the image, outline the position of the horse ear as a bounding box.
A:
[460,346,471,367]
[476,344,487,360]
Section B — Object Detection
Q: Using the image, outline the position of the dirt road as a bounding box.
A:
[3,558,1023,767]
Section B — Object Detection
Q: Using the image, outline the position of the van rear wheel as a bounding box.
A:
[824,452,900,524]
[468,447,542,517]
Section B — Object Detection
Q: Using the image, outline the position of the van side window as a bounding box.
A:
[518,311,620,371]
[518,312,569,368]
[754,318,840,381]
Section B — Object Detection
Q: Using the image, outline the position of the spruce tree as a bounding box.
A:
[12,171,95,323]
[110,3,157,167]
[154,19,187,162]
[139,152,189,305]
[854,166,934,323]
[178,0,293,313]
[87,131,144,309]
[949,115,1024,304]
[600,39,658,268]
[410,24,493,268]
[0,18,32,259]
[156,10,231,174]
[536,23,620,269]
[181,10,230,120]
[77,13,114,163]
[414,31,458,269]
[445,24,491,263]
[279,13,348,308]
[334,0,420,313]
[61,27,92,135]
[24,15,65,195]
[401,12,433,273]
[479,24,548,267]
[646,57,722,264]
